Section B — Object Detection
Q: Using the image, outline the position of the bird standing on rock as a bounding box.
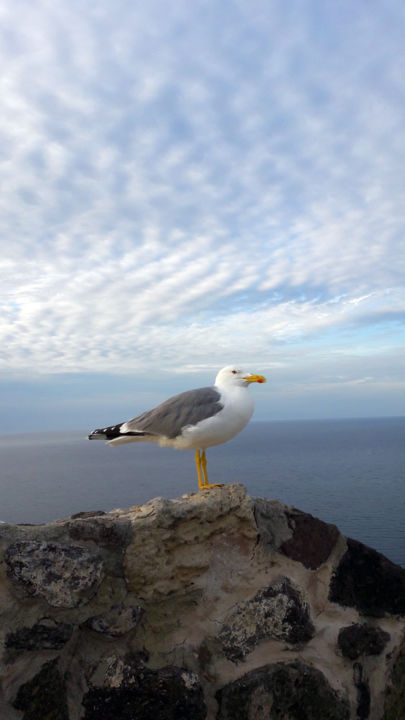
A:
[88,366,266,489]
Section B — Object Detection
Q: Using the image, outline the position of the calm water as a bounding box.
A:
[0,418,404,567]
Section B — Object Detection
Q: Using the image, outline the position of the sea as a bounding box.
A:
[0,418,404,567]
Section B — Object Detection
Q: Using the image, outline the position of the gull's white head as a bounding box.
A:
[214,366,267,388]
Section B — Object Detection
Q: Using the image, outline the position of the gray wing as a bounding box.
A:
[124,386,223,439]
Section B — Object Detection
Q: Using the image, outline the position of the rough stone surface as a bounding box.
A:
[0,484,404,720]
[123,483,257,600]
[5,618,73,650]
[5,540,104,607]
[12,658,69,720]
[353,662,371,720]
[253,498,293,550]
[67,514,132,548]
[383,635,405,720]
[82,656,207,720]
[70,510,107,519]
[218,577,315,661]
[280,508,340,569]
[84,602,143,637]
[216,662,350,719]
[338,623,391,660]
[329,538,405,617]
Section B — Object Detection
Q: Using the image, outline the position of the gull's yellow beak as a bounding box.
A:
[244,373,266,384]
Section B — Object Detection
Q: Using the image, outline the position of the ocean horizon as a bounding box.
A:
[0,417,404,567]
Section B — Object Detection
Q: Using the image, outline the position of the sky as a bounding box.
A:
[1,0,404,432]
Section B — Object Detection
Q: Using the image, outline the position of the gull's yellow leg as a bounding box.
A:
[195,449,204,490]
[201,450,223,489]
[201,450,209,486]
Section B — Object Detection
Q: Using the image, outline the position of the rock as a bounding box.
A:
[329,538,405,617]
[5,618,73,651]
[253,498,293,549]
[0,484,404,720]
[280,508,340,569]
[338,623,390,660]
[82,656,207,720]
[123,484,257,599]
[67,515,132,548]
[383,635,405,719]
[353,662,371,720]
[218,577,315,661]
[216,661,350,719]
[12,658,69,720]
[5,540,104,608]
[84,603,143,637]
[70,510,106,519]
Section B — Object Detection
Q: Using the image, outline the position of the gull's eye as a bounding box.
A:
[232,370,237,374]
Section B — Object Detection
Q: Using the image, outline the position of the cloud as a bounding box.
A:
[0,0,404,407]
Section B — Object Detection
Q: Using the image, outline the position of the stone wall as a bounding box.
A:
[0,484,404,719]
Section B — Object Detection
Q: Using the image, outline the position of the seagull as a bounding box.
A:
[88,366,266,490]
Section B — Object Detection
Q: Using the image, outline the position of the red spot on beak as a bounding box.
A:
[257,379,263,383]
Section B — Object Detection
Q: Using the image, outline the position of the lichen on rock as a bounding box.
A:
[5,618,73,651]
[82,655,207,720]
[84,602,143,637]
[218,577,315,661]
[5,540,104,608]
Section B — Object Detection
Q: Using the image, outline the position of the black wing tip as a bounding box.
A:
[88,424,147,441]
[88,429,108,440]
[88,424,123,440]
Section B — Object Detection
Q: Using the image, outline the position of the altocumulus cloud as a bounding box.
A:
[0,0,404,415]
